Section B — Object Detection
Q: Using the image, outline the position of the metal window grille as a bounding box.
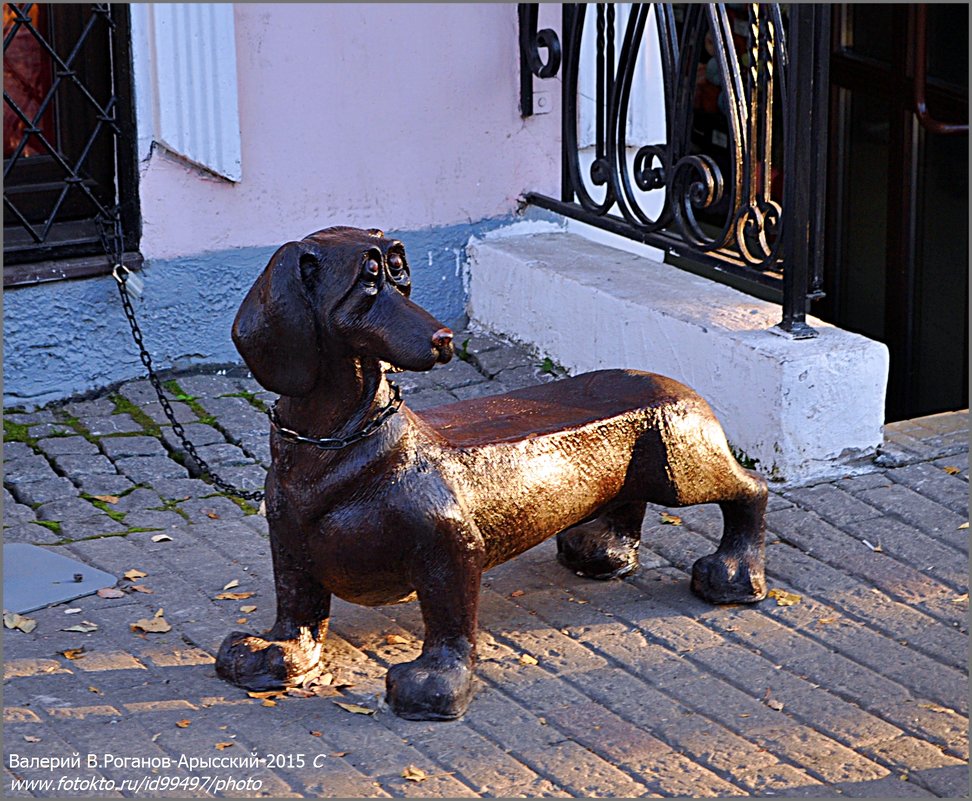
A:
[519,3,831,336]
[3,2,139,286]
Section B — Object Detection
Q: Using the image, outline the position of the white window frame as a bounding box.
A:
[130,3,242,182]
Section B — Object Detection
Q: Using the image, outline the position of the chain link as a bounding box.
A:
[266,382,402,450]
[99,213,264,501]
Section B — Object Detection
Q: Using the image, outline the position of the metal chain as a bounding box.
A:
[98,213,264,501]
[266,381,403,450]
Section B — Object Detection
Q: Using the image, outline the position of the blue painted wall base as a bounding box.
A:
[3,216,543,408]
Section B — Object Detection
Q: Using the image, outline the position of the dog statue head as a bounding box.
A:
[233,227,454,397]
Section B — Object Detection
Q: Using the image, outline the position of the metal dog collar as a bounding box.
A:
[266,380,403,450]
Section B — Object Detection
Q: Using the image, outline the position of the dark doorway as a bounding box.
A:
[819,4,968,422]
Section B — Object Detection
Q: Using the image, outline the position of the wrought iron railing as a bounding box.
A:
[519,4,830,337]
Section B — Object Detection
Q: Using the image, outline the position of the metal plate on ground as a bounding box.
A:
[3,543,117,614]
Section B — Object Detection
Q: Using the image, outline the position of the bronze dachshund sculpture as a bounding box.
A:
[216,226,768,720]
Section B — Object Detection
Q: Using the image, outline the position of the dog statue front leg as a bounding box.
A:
[216,531,331,691]
[386,521,484,720]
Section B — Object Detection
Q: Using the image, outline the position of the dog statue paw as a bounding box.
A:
[215,627,327,692]
[220,226,769,720]
[386,644,476,721]
[691,551,768,605]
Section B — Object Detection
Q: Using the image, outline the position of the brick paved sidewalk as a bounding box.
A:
[3,328,968,798]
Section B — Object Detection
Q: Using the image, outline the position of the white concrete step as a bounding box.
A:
[467,230,889,486]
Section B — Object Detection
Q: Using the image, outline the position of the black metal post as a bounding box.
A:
[808,5,832,300]
[560,5,579,204]
[778,5,819,338]
[518,5,535,117]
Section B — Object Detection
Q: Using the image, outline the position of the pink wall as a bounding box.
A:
[137,4,561,260]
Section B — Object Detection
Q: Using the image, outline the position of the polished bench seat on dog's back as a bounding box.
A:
[417,369,688,447]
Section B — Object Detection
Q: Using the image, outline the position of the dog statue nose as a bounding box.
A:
[432,327,453,349]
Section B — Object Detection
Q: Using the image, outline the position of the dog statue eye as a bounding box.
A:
[387,253,409,284]
[360,258,381,295]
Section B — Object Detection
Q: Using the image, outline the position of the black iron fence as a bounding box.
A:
[519,4,830,337]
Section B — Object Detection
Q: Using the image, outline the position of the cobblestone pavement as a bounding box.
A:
[3,327,968,798]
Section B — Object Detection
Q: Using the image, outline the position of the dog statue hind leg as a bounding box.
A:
[557,387,768,603]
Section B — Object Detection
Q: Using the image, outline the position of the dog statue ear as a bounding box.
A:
[232,241,320,397]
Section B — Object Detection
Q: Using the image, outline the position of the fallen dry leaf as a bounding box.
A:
[767,588,801,607]
[124,569,147,580]
[510,590,525,597]
[761,688,784,710]
[319,673,334,686]
[61,648,86,660]
[240,605,257,614]
[519,653,539,666]
[287,688,317,698]
[92,495,120,504]
[402,765,429,782]
[131,617,172,634]
[310,730,322,737]
[151,534,173,543]
[660,512,683,526]
[331,751,348,758]
[919,703,958,716]
[385,634,408,645]
[176,719,191,728]
[214,742,233,750]
[222,579,240,591]
[206,511,220,520]
[129,584,154,594]
[333,701,375,716]
[88,686,102,695]
[952,594,968,604]
[97,587,125,599]
[401,765,453,782]
[247,690,284,700]
[959,522,969,530]
[816,617,839,626]
[4,612,37,633]
[262,699,276,708]
[61,621,98,633]
[23,735,41,743]
[943,466,961,475]
[215,592,254,601]
[236,617,248,624]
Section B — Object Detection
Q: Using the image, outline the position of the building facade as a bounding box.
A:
[3,3,968,482]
